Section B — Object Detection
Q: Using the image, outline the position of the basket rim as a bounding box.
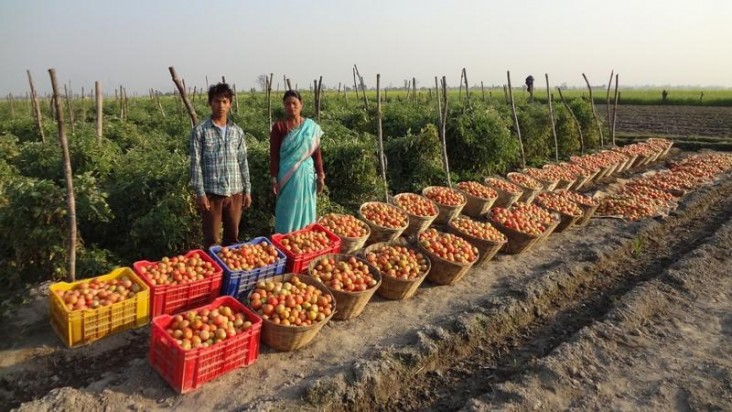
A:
[506,172,543,191]
[359,201,410,231]
[245,273,335,329]
[487,213,544,239]
[306,253,383,296]
[483,177,523,195]
[361,241,432,284]
[416,230,478,266]
[317,214,371,241]
[455,181,499,201]
[421,186,468,208]
[392,192,440,218]
[447,216,508,245]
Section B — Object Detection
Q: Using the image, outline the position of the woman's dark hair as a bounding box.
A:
[283,89,302,102]
[208,83,234,103]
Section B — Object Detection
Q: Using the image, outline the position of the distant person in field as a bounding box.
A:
[190,82,252,248]
[270,90,325,234]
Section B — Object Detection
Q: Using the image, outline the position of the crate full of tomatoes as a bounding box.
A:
[133,250,223,317]
[149,296,262,393]
[49,267,150,348]
[270,223,341,274]
[209,237,286,298]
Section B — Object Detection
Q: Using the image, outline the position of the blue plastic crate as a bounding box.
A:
[208,237,287,298]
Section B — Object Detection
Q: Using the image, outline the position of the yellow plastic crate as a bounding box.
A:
[49,267,150,348]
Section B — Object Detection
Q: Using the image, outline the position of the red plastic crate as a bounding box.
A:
[149,296,262,393]
[270,223,342,274]
[133,250,224,318]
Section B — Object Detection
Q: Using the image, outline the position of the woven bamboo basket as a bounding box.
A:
[575,202,600,227]
[487,215,541,255]
[534,203,581,233]
[447,219,507,268]
[248,273,335,352]
[317,216,371,254]
[392,193,439,238]
[422,186,467,225]
[484,177,522,209]
[456,189,497,219]
[536,214,561,243]
[417,241,475,286]
[506,173,542,204]
[358,202,409,246]
[360,241,431,300]
[307,254,382,320]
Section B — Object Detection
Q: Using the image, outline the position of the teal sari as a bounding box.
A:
[274,118,323,234]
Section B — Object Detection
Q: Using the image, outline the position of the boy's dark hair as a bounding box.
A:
[283,89,302,102]
[208,83,234,103]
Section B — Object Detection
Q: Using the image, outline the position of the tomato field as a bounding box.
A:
[1,85,732,411]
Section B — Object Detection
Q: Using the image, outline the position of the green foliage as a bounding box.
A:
[554,106,581,156]
[0,133,21,163]
[516,104,552,166]
[321,132,385,209]
[385,124,446,193]
[128,192,200,260]
[570,98,600,150]
[14,141,63,181]
[445,104,519,176]
[381,103,435,140]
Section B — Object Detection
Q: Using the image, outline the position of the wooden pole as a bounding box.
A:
[123,87,129,121]
[286,78,292,91]
[64,84,75,133]
[503,84,509,104]
[80,86,86,122]
[462,68,470,105]
[557,87,584,153]
[169,66,199,127]
[375,74,389,202]
[612,74,619,146]
[317,76,323,121]
[439,76,452,188]
[95,81,103,143]
[27,70,45,142]
[205,75,209,89]
[352,67,358,98]
[48,68,77,282]
[481,81,486,102]
[582,73,604,148]
[605,69,614,138]
[458,70,464,98]
[507,71,526,167]
[545,74,559,162]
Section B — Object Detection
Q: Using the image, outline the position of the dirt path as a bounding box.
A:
[3,152,732,411]
[597,104,732,138]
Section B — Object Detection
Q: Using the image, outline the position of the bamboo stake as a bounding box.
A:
[27,70,45,142]
[49,68,77,282]
[458,70,464,98]
[155,90,166,118]
[582,73,604,148]
[557,87,584,153]
[233,84,239,113]
[81,87,86,122]
[354,65,368,109]
[503,84,509,105]
[439,76,452,187]
[481,81,485,102]
[221,76,226,83]
[507,71,526,167]
[546,74,559,162]
[352,68,358,98]
[605,69,614,138]
[405,79,410,101]
[267,73,274,131]
[462,68,470,105]
[64,84,75,132]
[412,77,417,103]
[612,74,619,146]
[95,81,103,143]
[205,75,209,89]
[316,76,323,121]
[286,78,292,90]
[7,94,15,119]
[123,87,129,121]
[169,66,198,127]
[375,74,389,201]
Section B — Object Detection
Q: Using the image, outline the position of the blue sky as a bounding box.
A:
[1,0,730,96]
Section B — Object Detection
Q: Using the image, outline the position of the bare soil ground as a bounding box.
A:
[597,104,732,139]
[2,150,731,411]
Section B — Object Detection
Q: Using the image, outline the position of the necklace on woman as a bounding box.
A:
[287,116,303,131]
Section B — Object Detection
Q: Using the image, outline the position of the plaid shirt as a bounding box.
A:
[190,118,250,197]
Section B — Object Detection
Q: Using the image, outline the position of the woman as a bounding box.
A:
[270,90,326,234]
